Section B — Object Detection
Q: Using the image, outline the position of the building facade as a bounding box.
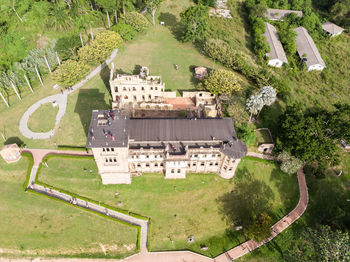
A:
[86,110,247,184]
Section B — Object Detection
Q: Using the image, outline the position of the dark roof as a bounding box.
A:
[127,118,237,142]
[86,110,247,158]
[220,140,247,159]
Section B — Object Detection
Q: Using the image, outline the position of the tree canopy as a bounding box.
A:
[203,69,241,95]
[180,5,209,42]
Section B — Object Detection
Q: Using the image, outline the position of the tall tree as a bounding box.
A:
[203,69,241,95]
[180,5,209,42]
[145,0,162,25]
[246,94,264,121]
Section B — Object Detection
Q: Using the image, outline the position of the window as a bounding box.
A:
[201,162,205,166]
[223,165,227,170]
[160,163,164,167]
[229,168,233,171]
[193,162,196,166]
[111,148,114,152]
[171,169,174,173]
[142,87,145,91]
[133,87,136,91]
[194,154,198,157]
[148,95,152,99]
[209,162,213,166]
[177,169,181,173]
[103,148,106,152]
[106,148,110,152]
[137,163,141,167]
[124,95,128,99]
[133,95,137,101]
[150,87,153,90]
[155,163,158,167]
[155,87,158,90]
[142,95,145,100]
[115,87,118,92]
[215,162,219,166]
[146,163,150,167]
[113,158,117,162]
[123,87,126,91]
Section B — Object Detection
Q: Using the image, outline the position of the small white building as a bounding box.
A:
[265,8,302,21]
[294,27,326,71]
[264,22,288,68]
[322,22,345,37]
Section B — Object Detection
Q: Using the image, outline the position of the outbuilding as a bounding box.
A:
[0,144,22,164]
[322,22,344,37]
[264,22,288,68]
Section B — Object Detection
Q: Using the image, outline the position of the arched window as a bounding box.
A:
[133,87,136,91]
[123,87,126,91]
[124,95,128,99]
[142,87,145,91]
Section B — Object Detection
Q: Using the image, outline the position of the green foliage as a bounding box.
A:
[237,123,257,146]
[203,68,241,95]
[278,151,303,174]
[78,30,123,65]
[278,22,297,56]
[55,35,81,60]
[122,12,149,32]
[0,31,28,70]
[330,0,350,30]
[276,105,345,165]
[193,0,216,7]
[180,5,209,42]
[111,21,137,41]
[52,60,89,87]
[246,212,272,242]
[225,96,250,126]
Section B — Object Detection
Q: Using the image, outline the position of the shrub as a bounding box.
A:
[237,123,257,146]
[278,151,303,174]
[55,35,81,60]
[78,30,123,65]
[203,68,241,95]
[122,12,149,32]
[111,21,137,41]
[193,0,216,7]
[52,59,89,87]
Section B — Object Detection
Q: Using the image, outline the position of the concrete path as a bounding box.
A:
[23,148,149,250]
[19,152,308,262]
[19,49,118,140]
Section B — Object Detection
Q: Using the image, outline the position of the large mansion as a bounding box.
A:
[86,110,247,184]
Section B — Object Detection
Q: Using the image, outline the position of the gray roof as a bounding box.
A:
[86,110,247,158]
[264,22,288,63]
[293,27,325,68]
[322,22,344,35]
[265,8,302,20]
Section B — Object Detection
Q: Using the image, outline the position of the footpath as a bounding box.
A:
[16,151,308,262]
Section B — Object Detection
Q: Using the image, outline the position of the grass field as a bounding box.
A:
[0,156,137,258]
[37,156,298,257]
[27,103,59,133]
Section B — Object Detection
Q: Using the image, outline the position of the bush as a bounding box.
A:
[204,68,241,95]
[52,59,90,87]
[78,30,123,65]
[111,20,138,41]
[122,12,149,32]
[237,123,256,146]
[193,0,216,7]
[55,35,81,60]
[278,151,303,174]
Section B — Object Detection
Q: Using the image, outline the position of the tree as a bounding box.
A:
[55,35,81,60]
[180,5,209,42]
[110,21,137,40]
[246,94,264,121]
[276,106,337,165]
[145,0,162,25]
[203,69,241,95]
[78,30,123,65]
[52,60,89,87]
[237,123,257,146]
[259,86,276,106]
[246,212,272,242]
[123,11,149,32]
[278,151,303,174]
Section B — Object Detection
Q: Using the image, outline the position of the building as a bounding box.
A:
[294,27,326,71]
[264,22,288,68]
[322,22,344,37]
[194,67,208,80]
[0,144,22,163]
[110,67,165,108]
[86,110,247,184]
[265,8,302,21]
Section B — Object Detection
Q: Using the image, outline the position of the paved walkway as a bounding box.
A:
[19,49,119,140]
[18,152,308,262]
[23,148,149,249]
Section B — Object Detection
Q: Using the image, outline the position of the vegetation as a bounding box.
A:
[111,21,138,41]
[123,12,150,32]
[145,0,163,25]
[54,35,82,61]
[36,156,297,256]
[278,151,303,175]
[180,5,209,42]
[237,123,257,146]
[0,156,137,258]
[27,103,59,133]
[53,60,90,87]
[203,69,241,95]
[78,31,123,65]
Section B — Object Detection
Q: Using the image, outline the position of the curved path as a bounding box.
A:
[19,49,119,140]
[23,148,149,250]
[20,152,308,261]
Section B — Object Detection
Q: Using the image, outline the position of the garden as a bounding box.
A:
[36,155,299,257]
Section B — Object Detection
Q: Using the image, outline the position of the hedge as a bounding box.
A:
[22,152,34,191]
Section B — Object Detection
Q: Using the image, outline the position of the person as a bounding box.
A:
[175,64,178,70]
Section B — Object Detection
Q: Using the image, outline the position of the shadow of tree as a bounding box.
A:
[217,174,275,229]
[133,65,142,75]
[74,89,109,136]
[100,64,111,94]
[4,137,24,146]
[158,12,183,40]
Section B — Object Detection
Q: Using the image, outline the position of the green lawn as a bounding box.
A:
[37,156,299,257]
[0,156,137,258]
[27,103,59,133]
